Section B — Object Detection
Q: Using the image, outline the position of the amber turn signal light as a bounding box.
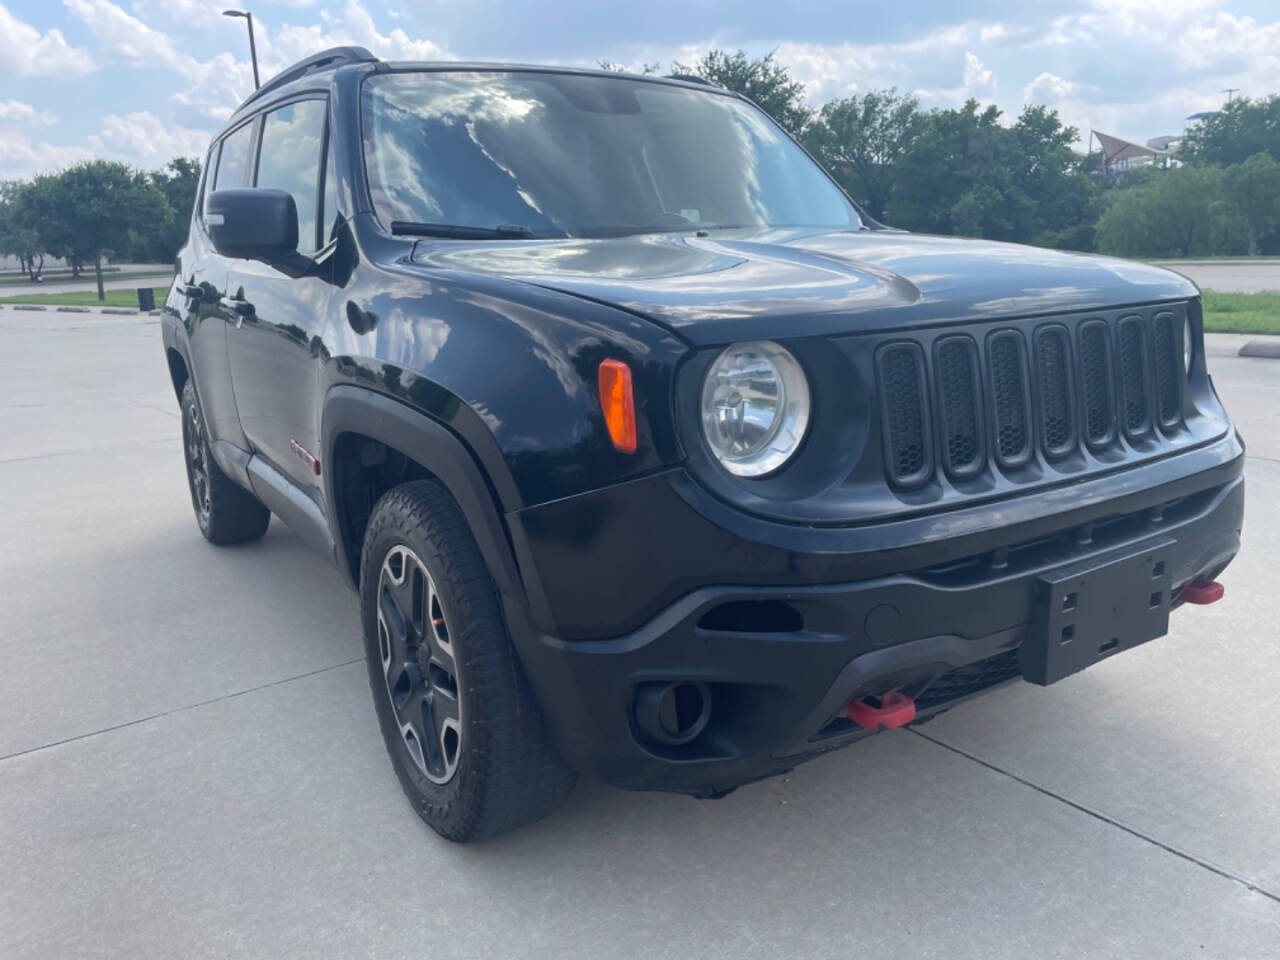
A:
[598,359,637,453]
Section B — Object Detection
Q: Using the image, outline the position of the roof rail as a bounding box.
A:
[665,73,717,87]
[241,46,379,109]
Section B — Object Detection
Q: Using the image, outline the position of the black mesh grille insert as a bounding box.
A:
[1078,321,1116,447]
[869,309,1188,489]
[1034,326,1075,458]
[1118,317,1151,437]
[935,336,983,477]
[878,344,931,485]
[988,331,1031,466]
[1151,312,1181,428]
[914,649,1024,712]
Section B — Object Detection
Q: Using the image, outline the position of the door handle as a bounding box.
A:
[219,297,256,325]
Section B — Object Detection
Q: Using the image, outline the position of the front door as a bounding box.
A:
[225,97,336,499]
[182,119,258,452]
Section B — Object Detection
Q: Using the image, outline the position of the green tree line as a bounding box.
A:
[0,158,201,298]
[4,49,1279,300]
[680,50,1280,258]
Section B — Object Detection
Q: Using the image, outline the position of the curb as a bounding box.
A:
[56,306,91,313]
[13,304,46,311]
[1239,340,1280,359]
[101,307,138,315]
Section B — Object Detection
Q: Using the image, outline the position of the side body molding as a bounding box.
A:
[320,386,532,629]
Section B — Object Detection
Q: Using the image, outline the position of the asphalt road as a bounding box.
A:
[1,311,1278,959]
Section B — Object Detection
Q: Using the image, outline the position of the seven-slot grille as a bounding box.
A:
[877,312,1185,488]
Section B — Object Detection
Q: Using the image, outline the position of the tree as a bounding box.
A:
[1180,95,1280,167]
[1223,152,1280,255]
[24,161,168,299]
[146,156,203,262]
[1094,165,1231,258]
[673,49,811,136]
[0,181,45,278]
[597,59,660,75]
[885,100,1098,245]
[802,89,925,222]
[888,99,1011,236]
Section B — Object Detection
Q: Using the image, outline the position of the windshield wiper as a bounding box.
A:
[391,221,537,240]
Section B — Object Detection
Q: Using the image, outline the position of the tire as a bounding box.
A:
[180,379,270,545]
[360,479,576,842]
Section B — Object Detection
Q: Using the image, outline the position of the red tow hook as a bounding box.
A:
[846,691,916,731]
[1184,579,1225,605]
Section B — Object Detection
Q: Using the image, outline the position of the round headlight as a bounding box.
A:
[1184,316,1194,374]
[700,341,810,477]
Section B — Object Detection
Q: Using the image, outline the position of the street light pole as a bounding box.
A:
[223,9,260,90]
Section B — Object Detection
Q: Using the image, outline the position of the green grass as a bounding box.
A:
[1202,291,1280,335]
[0,286,169,308]
[0,268,171,287]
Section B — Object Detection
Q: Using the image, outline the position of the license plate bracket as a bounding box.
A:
[1022,539,1175,686]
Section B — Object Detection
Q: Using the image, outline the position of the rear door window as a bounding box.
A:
[255,99,327,255]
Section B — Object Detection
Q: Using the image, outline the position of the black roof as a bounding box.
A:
[225,46,729,128]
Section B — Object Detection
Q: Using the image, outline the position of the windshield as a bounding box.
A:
[361,71,861,238]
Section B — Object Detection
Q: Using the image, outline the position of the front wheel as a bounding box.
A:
[360,480,576,841]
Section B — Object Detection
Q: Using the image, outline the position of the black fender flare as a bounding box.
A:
[320,385,534,630]
[160,318,194,402]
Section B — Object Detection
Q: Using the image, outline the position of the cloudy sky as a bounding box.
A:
[1,0,1278,178]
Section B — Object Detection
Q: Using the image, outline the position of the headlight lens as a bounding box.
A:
[1184,316,1194,374]
[700,341,810,477]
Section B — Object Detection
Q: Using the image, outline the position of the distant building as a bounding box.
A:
[1090,130,1173,178]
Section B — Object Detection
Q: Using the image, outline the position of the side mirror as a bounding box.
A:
[207,189,298,263]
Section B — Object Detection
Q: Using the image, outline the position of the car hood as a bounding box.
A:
[410,228,1198,346]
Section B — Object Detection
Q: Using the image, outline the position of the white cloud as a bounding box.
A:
[62,0,450,123]
[0,130,91,178]
[1023,72,1078,105]
[913,50,999,107]
[978,22,1037,46]
[772,25,969,103]
[0,2,94,76]
[0,110,207,177]
[87,112,211,167]
[0,100,59,125]
[962,52,996,98]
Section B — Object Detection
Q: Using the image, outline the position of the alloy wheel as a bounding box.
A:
[185,401,211,522]
[376,544,463,784]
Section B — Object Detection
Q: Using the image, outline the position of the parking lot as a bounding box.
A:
[2,309,1278,959]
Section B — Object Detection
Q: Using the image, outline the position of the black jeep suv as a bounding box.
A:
[163,47,1244,841]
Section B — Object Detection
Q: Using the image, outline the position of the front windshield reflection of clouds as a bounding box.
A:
[362,71,862,238]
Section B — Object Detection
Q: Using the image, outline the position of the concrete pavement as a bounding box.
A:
[0,312,1277,959]
[1156,259,1280,293]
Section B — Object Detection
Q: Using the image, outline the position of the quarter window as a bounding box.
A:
[213,121,255,193]
[255,99,327,255]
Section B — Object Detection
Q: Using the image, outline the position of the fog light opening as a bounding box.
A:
[633,681,712,747]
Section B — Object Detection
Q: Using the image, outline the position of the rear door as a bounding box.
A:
[225,97,335,498]
[181,119,257,450]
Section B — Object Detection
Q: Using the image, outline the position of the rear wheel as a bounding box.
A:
[360,479,576,841]
[180,380,270,545]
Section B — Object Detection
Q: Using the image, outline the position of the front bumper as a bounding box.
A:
[507,435,1244,794]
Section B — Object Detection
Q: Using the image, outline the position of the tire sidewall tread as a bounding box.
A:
[359,479,575,842]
